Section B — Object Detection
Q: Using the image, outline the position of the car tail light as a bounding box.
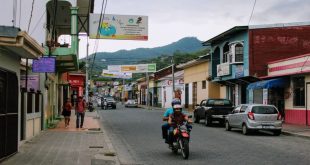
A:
[248,112,255,120]
[277,113,282,120]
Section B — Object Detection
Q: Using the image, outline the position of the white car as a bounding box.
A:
[225,104,282,136]
[125,99,138,108]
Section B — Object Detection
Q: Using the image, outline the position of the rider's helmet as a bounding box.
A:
[171,98,181,107]
[172,102,182,114]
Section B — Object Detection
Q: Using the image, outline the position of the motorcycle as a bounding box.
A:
[169,120,192,159]
[88,102,94,112]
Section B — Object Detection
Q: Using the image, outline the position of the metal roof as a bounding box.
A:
[202,26,248,46]
[177,54,210,69]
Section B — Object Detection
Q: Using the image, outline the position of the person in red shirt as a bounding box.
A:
[75,96,86,128]
[62,98,72,128]
[167,104,190,146]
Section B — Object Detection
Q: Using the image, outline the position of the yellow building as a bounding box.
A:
[177,55,221,111]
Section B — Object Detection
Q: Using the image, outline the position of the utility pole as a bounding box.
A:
[122,78,125,104]
[85,36,89,102]
[146,72,149,109]
[171,56,175,98]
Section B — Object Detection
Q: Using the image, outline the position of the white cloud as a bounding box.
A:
[1,0,310,59]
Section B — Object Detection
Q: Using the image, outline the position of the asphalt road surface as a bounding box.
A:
[98,105,310,165]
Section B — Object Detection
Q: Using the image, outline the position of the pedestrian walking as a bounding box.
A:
[62,98,72,128]
[75,96,87,128]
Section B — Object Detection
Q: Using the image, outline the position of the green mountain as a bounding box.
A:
[84,37,204,74]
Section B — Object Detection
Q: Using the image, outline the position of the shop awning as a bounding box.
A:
[247,78,289,90]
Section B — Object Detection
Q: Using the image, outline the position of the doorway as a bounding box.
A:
[306,83,310,126]
[0,68,18,161]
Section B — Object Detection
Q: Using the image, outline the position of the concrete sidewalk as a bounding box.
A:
[2,110,119,165]
[282,123,310,139]
[139,104,310,139]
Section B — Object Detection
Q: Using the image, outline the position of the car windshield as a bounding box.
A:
[251,106,278,114]
[104,97,114,101]
[207,99,231,105]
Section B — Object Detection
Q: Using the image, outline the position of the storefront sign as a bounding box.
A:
[89,14,148,40]
[217,63,230,76]
[268,54,310,77]
[162,79,184,87]
[235,65,244,78]
[32,57,56,73]
[20,75,39,91]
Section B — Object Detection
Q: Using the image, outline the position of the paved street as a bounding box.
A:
[99,105,310,165]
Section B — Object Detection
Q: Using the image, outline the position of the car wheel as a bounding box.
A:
[205,116,212,126]
[194,113,200,123]
[242,124,249,135]
[273,130,281,136]
[225,121,231,131]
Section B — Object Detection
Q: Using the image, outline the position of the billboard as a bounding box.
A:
[101,70,132,79]
[32,57,56,73]
[108,64,156,73]
[89,14,148,40]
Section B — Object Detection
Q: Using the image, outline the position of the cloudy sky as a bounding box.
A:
[1,0,310,59]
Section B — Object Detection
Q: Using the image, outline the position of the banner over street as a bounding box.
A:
[89,14,148,40]
[101,70,132,79]
[108,64,156,73]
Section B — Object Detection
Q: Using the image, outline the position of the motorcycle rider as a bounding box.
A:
[162,98,181,143]
[167,103,191,147]
[103,98,108,110]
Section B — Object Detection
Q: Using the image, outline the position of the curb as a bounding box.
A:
[282,131,310,139]
[138,105,164,111]
[93,111,121,165]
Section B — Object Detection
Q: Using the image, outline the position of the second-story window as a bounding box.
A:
[223,43,229,63]
[202,81,206,89]
[235,43,243,62]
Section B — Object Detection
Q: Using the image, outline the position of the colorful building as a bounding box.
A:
[258,53,310,125]
[203,22,310,106]
[177,55,221,111]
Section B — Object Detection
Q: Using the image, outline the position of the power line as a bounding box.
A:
[248,0,257,25]
[13,0,17,27]
[51,0,58,43]
[30,11,46,35]
[90,0,108,76]
[19,0,21,27]
[27,0,35,33]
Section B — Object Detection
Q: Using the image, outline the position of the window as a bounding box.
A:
[223,43,229,63]
[240,106,248,113]
[201,100,207,106]
[202,81,206,89]
[293,77,305,107]
[251,106,278,114]
[207,99,232,106]
[233,106,241,113]
[235,43,243,62]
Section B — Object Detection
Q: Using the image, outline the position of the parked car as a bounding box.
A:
[194,99,234,126]
[101,97,116,109]
[225,104,282,136]
[125,99,138,108]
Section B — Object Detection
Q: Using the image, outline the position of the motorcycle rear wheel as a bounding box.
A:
[181,138,189,159]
